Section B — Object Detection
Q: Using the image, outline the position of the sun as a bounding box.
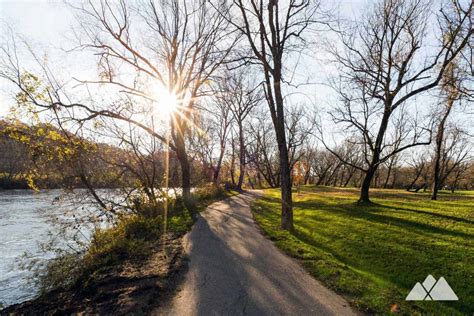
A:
[152,85,179,116]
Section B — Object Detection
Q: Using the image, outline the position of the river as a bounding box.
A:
[0,187,180,308]
[0,190,89,308]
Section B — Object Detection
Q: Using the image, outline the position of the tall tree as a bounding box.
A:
[208,96,233,183]
[325,0,473,202]
[227,0,320,230]
[432,4,473,199]
[1,0,234,213]
[431,63,459,200]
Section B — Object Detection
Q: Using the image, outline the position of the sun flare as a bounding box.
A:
[153,85,179,116]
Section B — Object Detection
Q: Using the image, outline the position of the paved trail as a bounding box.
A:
[159,191,356,316]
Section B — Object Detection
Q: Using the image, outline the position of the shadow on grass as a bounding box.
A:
[255,189,474,314]
[374,203,474,225]
[293,200,473,240]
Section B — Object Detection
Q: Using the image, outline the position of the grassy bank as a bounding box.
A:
[252,186,474,315]
[3,184,234,314]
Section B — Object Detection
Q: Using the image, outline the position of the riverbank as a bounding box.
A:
[2,232,185,314]
[1,185,234,314]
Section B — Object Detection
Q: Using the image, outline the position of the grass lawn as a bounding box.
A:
[251,186,474,315]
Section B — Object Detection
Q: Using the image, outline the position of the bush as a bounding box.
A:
[86,215,163,265]
[37,252,85,293]
[194,183,227,201]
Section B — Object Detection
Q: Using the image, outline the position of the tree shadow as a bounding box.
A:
[296,200,473,240]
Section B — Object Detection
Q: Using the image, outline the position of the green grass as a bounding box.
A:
[252,186,474,315]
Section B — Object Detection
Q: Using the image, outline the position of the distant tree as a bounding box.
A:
[431,27,473,200]
[247,108,280,188]
[286,106,318,176]
[0,121,28,186]
[215,70,262,190]
[208,93,234,184]
[406,151,428,191]
[434,126,472,192]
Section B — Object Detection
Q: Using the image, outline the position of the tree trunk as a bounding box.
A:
[343,170,354,187]
[230,138,236,186]
[383,160,393,188]
[316,168,329,185]
[431,100,453,200]
[390,168,398,188]
[279,144,293,230]
[359,166,376,202]
[359,108,391,202]
[173,120,194,215]
[256,169,262,187]
[406,164,424,191]
[273,70,293,231]
[213,142,225,183]
[237,121,245,190]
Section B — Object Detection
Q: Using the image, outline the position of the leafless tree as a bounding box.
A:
[405,150,428,191]
[222,0,322,229]
[435,125,472,191]
[1,0,235,213]
[207,94,234,183]
[325,0,473,202]
[431,57,472,199]
[215,70,262,190]
[286,105,318,173]
[247,108,280,188]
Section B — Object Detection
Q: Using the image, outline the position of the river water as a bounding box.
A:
[0,188,179,308]
[0,190,79,307]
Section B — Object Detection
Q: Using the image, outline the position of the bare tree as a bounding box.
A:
[224,0,321,230]
[247,109,280,188]
[431,44,472,199]
[207,94,233,183]
[286,106,318,174]
[1,0,234,213]
[215,70,262,190]
[405,150,428,191]
[435,125,472,191]
[325,0,473,202]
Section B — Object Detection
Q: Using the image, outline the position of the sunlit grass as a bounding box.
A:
[252,186,474,315]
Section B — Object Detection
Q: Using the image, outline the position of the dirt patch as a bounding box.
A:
[1,233,186,315]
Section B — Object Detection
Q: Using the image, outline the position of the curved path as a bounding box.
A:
[159,191,356,315]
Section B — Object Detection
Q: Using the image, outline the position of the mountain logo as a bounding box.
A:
[406,275,458,301]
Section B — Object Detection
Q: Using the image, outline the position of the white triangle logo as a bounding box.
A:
[406,282,428,300]
[406,275,458,301]
[429,277,458,301]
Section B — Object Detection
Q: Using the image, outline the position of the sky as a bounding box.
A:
[0,0,368,117]
[0,0,74,116]
[0,0,471,152]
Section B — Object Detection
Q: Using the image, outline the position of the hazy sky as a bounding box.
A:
[0,0,369,118]
[0,0,470,142]
[0,0,73,116]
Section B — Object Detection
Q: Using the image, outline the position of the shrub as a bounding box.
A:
[194,183,227,201]
[86,215,162,265]
[37,252,85,293]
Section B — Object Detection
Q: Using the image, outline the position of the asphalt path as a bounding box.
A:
[159,191,356,316]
